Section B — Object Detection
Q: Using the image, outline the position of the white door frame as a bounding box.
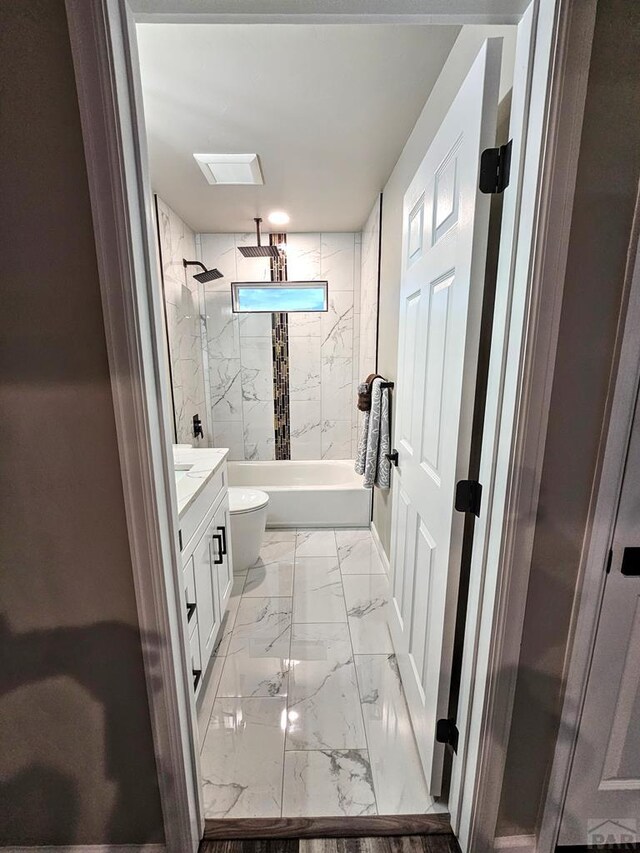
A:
[537,198,640,852]
[63,2,595,851]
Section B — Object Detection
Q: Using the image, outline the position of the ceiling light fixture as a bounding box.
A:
[268,210,290,226]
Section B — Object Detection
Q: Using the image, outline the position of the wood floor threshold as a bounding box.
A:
[203,814,452,840]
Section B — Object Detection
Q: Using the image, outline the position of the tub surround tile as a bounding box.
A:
[205,291,241,360]
[287,624,365,750]
[286,233,322,280]
[212,422,244,460]
[282,750,376,817]
[288,311,322,338]
[239,312,272,338]
[321,291,354,360]
[209,358,243,421]
[321,356,354,421]
[217,633,291,698]
[290,401,322,460]
[289,336,321,402]
[342,575,393,654]
[293,557,347,623]
[201,696,286,818]
[240,337,275,402]
[321,420,352,460]
[243,560,294,597]
[321,233,356,292]
[296,529,338,557]
[355,654,433,814]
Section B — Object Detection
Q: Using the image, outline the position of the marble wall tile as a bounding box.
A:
[321,233,356,291]
[285,233,321,281]
[235,233,272,283]
[321,356,353,421]
[321,291,354,360]
[321,420,352,460]
[358,196,381,382]
[212,421,244,461]
[289,335,321,402]
[240,337,274,402]
[238,312,272,338]
[288,311,322,338]
[290,401,322,460]
[209,358,243,421]
[205,291,240,360]
[199,233,237,288]
[156,197,209,446]
[243,400,275,461]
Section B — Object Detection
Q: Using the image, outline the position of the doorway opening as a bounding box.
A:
[65,1,587,849]
[135,18,516,825]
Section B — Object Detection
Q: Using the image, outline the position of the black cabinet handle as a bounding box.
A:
[212,533,224,565]
[217,525,227,556]
[186,602,196,623]
[193,669,202,691]
[386,450,399,467]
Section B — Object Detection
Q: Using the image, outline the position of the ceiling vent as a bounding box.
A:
[193,153,264,186]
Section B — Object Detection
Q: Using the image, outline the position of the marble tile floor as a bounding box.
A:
[197,528,448,820]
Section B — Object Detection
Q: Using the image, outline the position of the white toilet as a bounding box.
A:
[228,487,269,574]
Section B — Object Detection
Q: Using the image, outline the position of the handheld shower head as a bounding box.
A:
[183,259,224,284]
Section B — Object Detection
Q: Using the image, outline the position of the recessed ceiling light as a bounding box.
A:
[268,210,290,226]
[193,153,263,186]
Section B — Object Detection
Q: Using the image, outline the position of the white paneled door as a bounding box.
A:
[389,39,502,795]
[558,389,640,846]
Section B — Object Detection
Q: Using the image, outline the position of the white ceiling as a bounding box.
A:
[137,24,460,233]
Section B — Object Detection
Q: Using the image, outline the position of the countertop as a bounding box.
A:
[173,445,229,519]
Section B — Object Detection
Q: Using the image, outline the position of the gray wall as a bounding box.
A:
[497,0,640,836]
[373,25,517,555]
[0,1,164,845]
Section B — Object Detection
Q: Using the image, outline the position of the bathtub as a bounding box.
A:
[227,460,371,528]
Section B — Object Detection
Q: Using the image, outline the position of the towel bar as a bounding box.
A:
[380,381,394,389]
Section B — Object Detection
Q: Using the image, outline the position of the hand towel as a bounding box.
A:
[355,377,391,489]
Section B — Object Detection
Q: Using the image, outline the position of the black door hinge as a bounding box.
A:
[455,480,483,517]
[436,718,459,752]
[479,140,513,194]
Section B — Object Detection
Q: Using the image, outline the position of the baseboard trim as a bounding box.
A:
[371,520,391,576]
[494,835,537,853]
[204,814,451,840]
[5,845,165,853]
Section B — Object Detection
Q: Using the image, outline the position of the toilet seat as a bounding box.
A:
[229,486,269,515]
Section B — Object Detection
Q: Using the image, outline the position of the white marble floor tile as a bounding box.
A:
[355,653,434,814]
[243,560,294,597]
[254,537,296,566]
[293,557,347,623]
[233,597,292,644]
[201,696,286,818]
[197,651,226,741]
[342,575,393,653]
[217,632,291,698]
[335,529,373,546]
[282,750,376,817]
[286,624,366,750]
[337,536,385,575]
[295,529,337,557]
[263,529,297,543]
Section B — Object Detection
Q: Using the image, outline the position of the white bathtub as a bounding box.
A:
[227,460,371,528]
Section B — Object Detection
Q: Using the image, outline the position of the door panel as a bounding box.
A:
[560,392,640,843]
[388,38,502,794]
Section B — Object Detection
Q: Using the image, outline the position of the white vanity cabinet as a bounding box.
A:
[176,452,232,698]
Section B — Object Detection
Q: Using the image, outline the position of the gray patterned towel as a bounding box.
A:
[355,377,391,489]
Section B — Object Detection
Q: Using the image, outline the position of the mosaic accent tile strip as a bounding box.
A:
[271,233,291,460]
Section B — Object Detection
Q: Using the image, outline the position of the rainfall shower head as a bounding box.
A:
[183,259,224,283]
[237,218,280,259]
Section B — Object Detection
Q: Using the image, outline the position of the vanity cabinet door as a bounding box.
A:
[214,495,233,611]
[193,521,221,672]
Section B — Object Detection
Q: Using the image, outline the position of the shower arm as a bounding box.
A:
[183,259,207,273]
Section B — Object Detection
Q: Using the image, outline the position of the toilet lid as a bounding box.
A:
[228,487,269,514]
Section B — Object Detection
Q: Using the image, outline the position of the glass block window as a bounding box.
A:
[231,282,328,313]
